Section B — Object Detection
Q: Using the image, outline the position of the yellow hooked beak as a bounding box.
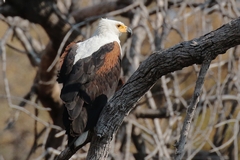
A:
[117,24,132,36]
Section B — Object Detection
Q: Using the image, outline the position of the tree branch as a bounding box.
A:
[175,59,211,159]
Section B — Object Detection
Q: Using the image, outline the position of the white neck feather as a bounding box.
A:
[74,33,120,64]
[73,19,122,64]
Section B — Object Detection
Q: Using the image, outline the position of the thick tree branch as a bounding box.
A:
[87,17,240,159]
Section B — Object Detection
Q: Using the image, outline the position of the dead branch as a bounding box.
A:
[175,60,211,159]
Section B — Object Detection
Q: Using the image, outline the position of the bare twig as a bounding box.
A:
[14,27,41,66]
[175,60,211,160]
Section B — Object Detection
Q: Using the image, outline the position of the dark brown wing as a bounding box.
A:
[57,42,78,83]
[58,41,121,137]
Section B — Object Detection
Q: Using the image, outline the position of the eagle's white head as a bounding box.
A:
[95,18,132,37]
[74,18,132,63]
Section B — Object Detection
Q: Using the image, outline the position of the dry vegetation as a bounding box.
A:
[0,0,240,160]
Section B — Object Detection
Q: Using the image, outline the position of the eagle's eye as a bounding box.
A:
[117,24,121,28]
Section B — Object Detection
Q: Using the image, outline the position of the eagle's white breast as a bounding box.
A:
[74,34,120,64]
[73,18,126,64]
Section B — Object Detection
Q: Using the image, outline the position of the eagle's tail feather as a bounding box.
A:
[66,97,84,120]
[71,105,88,136]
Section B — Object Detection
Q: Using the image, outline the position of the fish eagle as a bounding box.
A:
[57,18,132,146]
